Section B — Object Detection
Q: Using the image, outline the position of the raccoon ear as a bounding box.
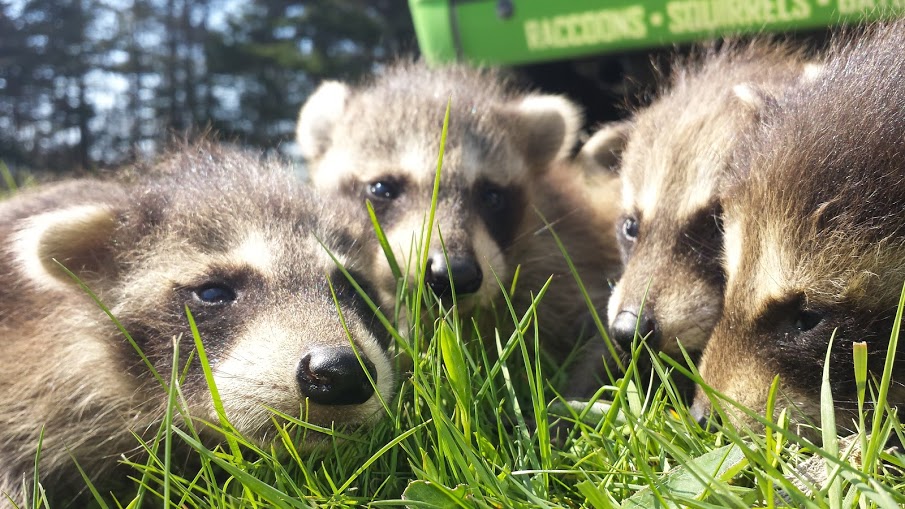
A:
[296,81,351,161]
[732,83,778,117]
[17,205,120,289]
[501,94,583,171]
[800,62,824,83]
[733,63,820,116]
[578,121,632,174]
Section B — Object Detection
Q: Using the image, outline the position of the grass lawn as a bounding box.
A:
[7,121,905,507]
[64,273,905,509]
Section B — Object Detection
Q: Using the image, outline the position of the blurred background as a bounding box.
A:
[0,0,894,177]
[0,1,417,174]
[0,0,706,177]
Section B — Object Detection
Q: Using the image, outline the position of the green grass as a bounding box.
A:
[0,161,38,197]
[12,122,905,508]
[58,277,901,509]
[1,161,18,197]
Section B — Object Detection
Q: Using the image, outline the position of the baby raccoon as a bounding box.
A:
[297,62,622,389]
[0,143,393,505]
[604,41,813,369]
[691,22,905,436]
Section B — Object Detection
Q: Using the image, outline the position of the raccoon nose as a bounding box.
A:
[425,252,483,297]
[296,347,376,406]
[609,308,659,352]
[690,397,719,432]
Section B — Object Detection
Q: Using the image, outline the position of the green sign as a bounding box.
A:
[409,0,905,65]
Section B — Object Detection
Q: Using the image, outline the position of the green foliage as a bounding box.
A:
[622,444,747,509]
[29,117,905,508]
[94,289,899,508]
[1,161,16,195]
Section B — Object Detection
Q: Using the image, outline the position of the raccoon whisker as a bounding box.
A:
[682,239,722,255]
[503,208,585,249]
[670,323,713,344]
[533,208,584,233]
[512,252,597,267]
[204,372,293,392]
[680,233,722,255]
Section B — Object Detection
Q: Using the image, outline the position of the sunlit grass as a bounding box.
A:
[1,161,16,194]
[15,114,905,508]
[1,161,38,198]
[108,293,900,508]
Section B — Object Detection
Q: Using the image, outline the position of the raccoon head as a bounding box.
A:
[691,202,904,439]
[297,65,581,312]
[604,77,782,363]
[693,27,905,436]
[19,152,394,446]
[605,43,819,365]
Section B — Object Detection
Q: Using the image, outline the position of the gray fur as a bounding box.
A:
[297,62,622,394]
[694,22,905,435]
[606,40,813,374]
[0,143,393,505]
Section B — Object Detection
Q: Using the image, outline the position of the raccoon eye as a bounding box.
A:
[367,180,400,201]
[622,216,639,241]
[794,309,823,332]
[482,188,506,212]
[193,284,237,305]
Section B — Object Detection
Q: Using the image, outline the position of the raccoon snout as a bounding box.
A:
[296,347,377,406]
[609,308,659,352]
[689,396,719,432]
[425,252,483,297]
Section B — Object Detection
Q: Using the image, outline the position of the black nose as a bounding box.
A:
[690,397,719,432]
[609,307,659,352]
[425,251,483,297]
[296,347,376,405]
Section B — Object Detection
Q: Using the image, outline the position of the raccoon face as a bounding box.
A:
[604,113,730,360]
[312,132,527,312]
[608,201,725,355]
[603,67,802,364]
[24,184,394,445]
[358,167,526,308]
[692,24,905,435]
[297,72,581,311]
[691,213,901,437]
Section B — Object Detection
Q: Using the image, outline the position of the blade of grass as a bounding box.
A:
[335,422,429,494]
[184,305,242,461]
[1,161,16,192]
[55,260,165,386]
[31,426,45,509]
[819,330,841,509]
[169,429,303,509]
[326,272,392,415]
[438,320,471,448]
[395,103,453,438]
[367,199,403,280]
[533,209,625,374]
[762,375,781,508]
[865,280,905,468]
[852,339,869,496]
[317,238,411,357]
[409,97,450,352]
[161,335,184,508]
[70,453,110,509]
